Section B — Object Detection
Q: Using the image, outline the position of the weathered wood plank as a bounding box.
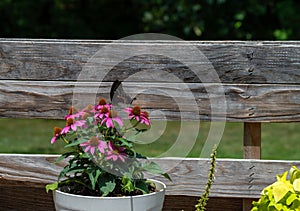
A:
[1,154,300,199]
[0,186,243,211]
[243,123,261,211]
[1,39,300,84]
[1,39,300,211]
[244,123,261,159]
[1,80,300,122]
[164,196,243,211]
[152,158,300,199]
[1,186,54,211]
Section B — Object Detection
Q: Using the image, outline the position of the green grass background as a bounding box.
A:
[0,118,299,160]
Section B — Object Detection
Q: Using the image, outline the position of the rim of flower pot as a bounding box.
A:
[55,179,166,199]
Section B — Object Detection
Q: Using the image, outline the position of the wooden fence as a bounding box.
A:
[1,39,300,210]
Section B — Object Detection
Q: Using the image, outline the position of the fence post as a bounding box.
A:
[243,122,261,211]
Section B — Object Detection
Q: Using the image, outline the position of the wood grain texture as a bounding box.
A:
[1,39,300,84]
[1,186,54,211]
[1,154,300,199]
[0,187,243,211]
[1,39,300,210]
[1,80,300,122]
[164,196,243,211]
[244,123,261,159]
[243,123,261,210]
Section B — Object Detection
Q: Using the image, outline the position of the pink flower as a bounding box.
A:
[80,136,107,155]
[140,111,150,125]
[124,106,150,125]
[94,106,110,119]
[101,110,123,128]
[94,98,112,112]
[106,141,126,162]
[51,127,62,144]
[64,107,85,120]
[65,105,95,120]
[61,118,86,134]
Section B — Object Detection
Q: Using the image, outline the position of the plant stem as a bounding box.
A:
[62,136,69,144]
[195,144,217,211]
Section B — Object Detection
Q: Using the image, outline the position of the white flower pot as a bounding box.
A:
[53,179,166,211]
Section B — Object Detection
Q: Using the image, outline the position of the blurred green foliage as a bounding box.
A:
[0,0,141,39]
[137,0,300,40]
[1,0,300,40]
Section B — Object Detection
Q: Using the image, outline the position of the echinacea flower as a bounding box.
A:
[64,107,85,120]
[94,106,110,120]
[124,106,150,125]
[47,97,171,198]
[94,98,112,111]
[101,110,123,128]
[61,118,86,134]
[106,141,126,162]
[80,136,107,155]
[51,127,62,144]
[80,104,94,119]
[140,111,150,125]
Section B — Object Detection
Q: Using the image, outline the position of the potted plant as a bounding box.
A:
[46,98,171,211]
[251,166,300,211]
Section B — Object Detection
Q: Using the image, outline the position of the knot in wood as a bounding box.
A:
[246,50,254,60]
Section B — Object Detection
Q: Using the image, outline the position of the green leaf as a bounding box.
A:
[276,171,288,182]
[86,116,94,125]
[58,162,86,180]
[45,182,58,193]
[136,153,147,159]
[162,173,172,181]
[291,198,300,209]
[251,195,271,211]
[293,178,300,192]
[286,193,297,206]
[68,167,86,174]
[135,180,149,194]
[55,154,66,163]
[122,176,134,193]
[53,151,75,164]
[99,181,116,196]
[88,169,101,190]
[272,181,293,203]
[290,166,300,183]
[273,202,284,210]
[118,137,133,148]
[142,161,171,181]
[142,161,164,174]
[58,165,71,180]
[130,119,151,131]
[64,138,88,148]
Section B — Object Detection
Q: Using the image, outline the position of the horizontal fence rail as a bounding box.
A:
[1,81,300,121]
[1,155,300,198]
[1,39,300,84]
[1,39,300,210]
[1,155,300,210]
[1,39,300,121]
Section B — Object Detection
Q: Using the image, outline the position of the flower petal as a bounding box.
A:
[119,155,125,162]
[80,142,88,147]
[61,126,70,134]
[51,136,57,144]
[113,117,123,126]
[90,146,95,155]
[106,119,114,128]
[70,124,77,131]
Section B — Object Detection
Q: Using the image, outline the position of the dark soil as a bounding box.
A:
[59,181,157,197]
